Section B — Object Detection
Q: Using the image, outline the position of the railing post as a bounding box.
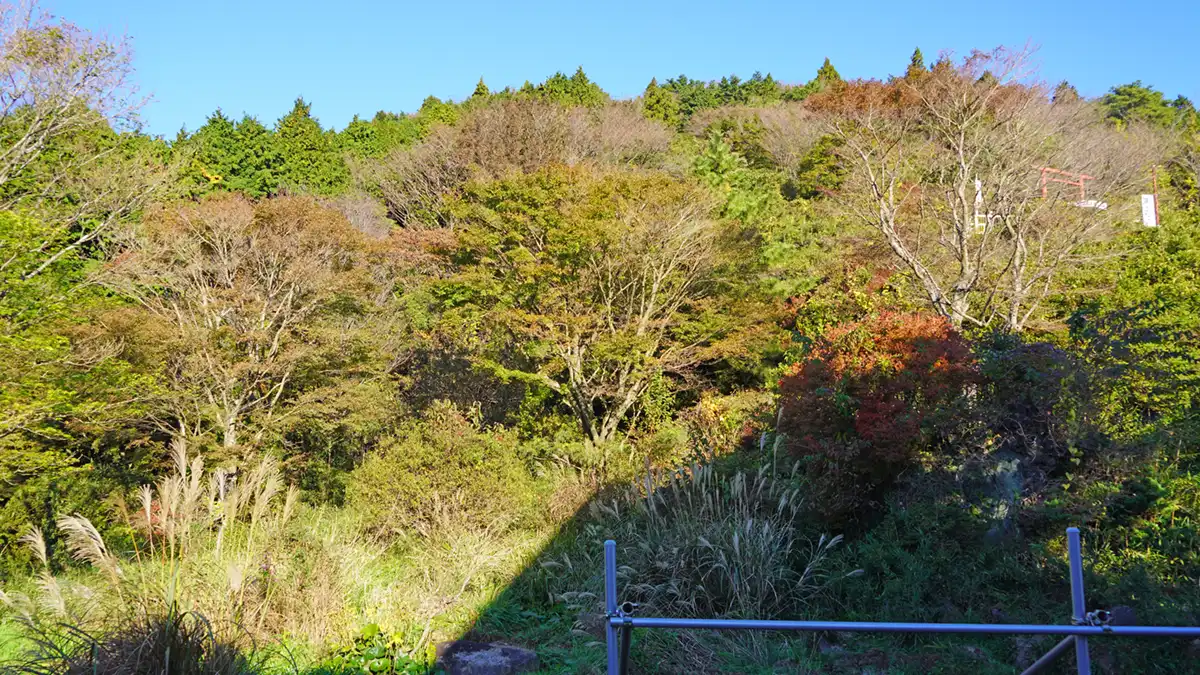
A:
[1019,636,1075,675]
[619,618,633,675]
[1067,527,1091,675]
[605,540,618,675]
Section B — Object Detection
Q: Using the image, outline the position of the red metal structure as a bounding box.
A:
[1040,167,1094,200]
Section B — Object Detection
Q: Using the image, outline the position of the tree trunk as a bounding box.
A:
[222,417,238,449]
[948,293,972,329]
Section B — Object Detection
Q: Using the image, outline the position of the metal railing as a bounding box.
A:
[602,527,1200,674]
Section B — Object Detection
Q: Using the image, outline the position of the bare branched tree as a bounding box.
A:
[1170,131,1200,209]
[757,103,824,181]
[824,46,1164,330]
[565,101,672,166]
[101,196,375,456]
[357,99,671,229]
[352,126,469,229]
[550,184,723,443]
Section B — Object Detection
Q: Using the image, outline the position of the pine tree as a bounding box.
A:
[905,48,927,79]
[526,68,608,107]
[471,77,490,98]
[815,58,842,86]
[664,74,719,117]
[785,58,844,102]
[1052,81,1081,105]
[230,115,282,196]
[416,95,460,129]
[339,115,379,157]
[1102,81,1177,127]
[746,72,782,102]
[183,109,240,195]
[931,55,954,76]
[275,97,349,195]
[641,78,681,128]
[563,67,607,106]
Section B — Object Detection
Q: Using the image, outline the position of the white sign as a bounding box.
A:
[1142,194,1158,227]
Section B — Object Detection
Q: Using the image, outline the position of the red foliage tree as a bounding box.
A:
[778,312,978,524]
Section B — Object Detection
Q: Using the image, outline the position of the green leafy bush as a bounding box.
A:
[347,401,540,536]
[976,332,1090,464]
[308,624,424,675]
[1064,217,1200,439]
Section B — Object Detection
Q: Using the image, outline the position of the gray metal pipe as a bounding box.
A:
[1020,636,1076,675]
[619,621,632,675]
[602,527,1200,675]
[605,540,618,675]
[1068,527,1091,674]
[608,617,1200,636]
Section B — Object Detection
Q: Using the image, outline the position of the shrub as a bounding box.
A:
[675,390,776,461]
[976,332,1089,466]
[1069,297,1200,440]
[4,611,260,675]
[538,461,849,622]
[347,401,540,537]
[307,624,423,675]
[777,312,978,525]
[361,99,672,228]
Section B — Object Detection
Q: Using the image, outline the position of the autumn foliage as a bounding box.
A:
[778,312,978,524]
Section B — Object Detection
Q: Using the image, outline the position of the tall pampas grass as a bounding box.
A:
[0,438,302,674]
[545,460,857,621]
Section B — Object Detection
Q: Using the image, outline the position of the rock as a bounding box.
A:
[435,641,539,675]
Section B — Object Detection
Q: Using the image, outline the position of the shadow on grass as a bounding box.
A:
[443,441,1200,674]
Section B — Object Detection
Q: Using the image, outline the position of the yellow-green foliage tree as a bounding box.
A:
[437,167,764,444]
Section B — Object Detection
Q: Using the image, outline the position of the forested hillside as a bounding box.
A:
[2,3,1200,673]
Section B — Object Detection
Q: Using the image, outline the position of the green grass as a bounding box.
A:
[0,620,26,663]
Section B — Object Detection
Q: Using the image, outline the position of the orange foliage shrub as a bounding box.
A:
[778,312,978,525]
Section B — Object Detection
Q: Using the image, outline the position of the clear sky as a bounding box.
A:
[46,0,1200,137]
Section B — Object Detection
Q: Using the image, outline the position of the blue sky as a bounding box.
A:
[47,0,1200,137]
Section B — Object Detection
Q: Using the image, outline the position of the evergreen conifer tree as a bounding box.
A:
[641,78,682,128]
[815,58,842,85]
[905,48,927,79]
[275,97,349,195]
[1053,80,1081,104]
[230,116,282,197]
